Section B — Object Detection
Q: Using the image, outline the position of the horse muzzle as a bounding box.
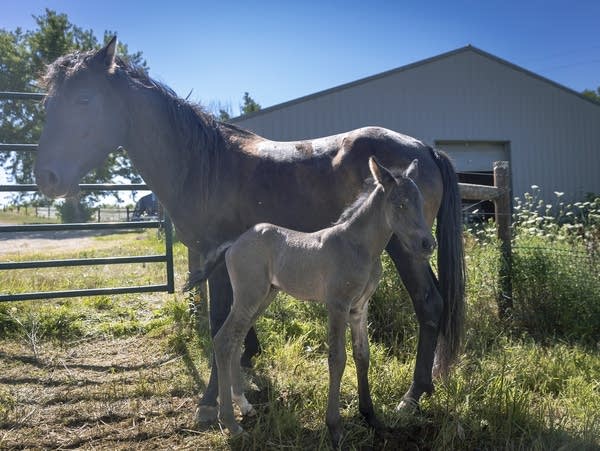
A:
[407,234,437,259]
[421,235,437,256]
[34,167,78,199]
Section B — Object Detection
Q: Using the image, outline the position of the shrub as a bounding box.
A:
[510,236,600,345]
[510,188,600,345]
[56,198,94,223]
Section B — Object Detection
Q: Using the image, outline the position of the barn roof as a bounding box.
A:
[231,45,599,122]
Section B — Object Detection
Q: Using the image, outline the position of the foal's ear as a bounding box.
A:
[369,156,395,188]
[404,159,419,180]
[95,36,118,70]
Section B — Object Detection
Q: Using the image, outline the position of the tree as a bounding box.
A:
[582,86,600,103]
[218,109,231,121]
[205,99,233,121]
[0,9,146,218]
[240,91,261,115]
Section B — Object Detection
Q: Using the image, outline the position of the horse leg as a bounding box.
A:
[213,307,247,434]
[349,304,381,429]
[230,288,278,418]
[241,326,261,368]
[349,277,383,430]
[195,263,261,423]
[386,237,444,409]
[325,303,349,449]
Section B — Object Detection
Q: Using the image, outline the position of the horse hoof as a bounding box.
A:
[226,423,245,436]
[195,404,218,424]
[396,397,419,412]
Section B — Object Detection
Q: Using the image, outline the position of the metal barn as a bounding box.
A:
[230,46,600,203]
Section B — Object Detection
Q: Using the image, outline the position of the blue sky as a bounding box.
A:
[3,0,600,116]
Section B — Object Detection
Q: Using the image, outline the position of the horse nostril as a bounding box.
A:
[36,168,60,190]
[422,237,436,253]
[47,170,59,186]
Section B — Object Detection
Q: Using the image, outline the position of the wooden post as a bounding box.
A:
[493,161,512,318]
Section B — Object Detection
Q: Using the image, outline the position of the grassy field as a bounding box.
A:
[0,216,599,449]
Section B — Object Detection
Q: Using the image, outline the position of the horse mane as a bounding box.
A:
[42,49,257,204]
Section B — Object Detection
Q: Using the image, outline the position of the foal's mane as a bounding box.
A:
[334,167,409,227]
[42,49,256,202]
[333,178,378,226]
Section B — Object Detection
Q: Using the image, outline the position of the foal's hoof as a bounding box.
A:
[243,405,257,417]
[228,424,245,436]
[396,397,420,412]
[195,404,219,424]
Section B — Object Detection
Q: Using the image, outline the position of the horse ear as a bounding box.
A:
[368,156,395,188]
[95,36,118,70]
[404,159,419,180]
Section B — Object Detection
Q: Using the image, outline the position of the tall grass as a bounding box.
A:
[509,189,600,345]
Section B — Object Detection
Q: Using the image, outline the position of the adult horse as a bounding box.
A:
[34,38,465,424]
[132,192,159,220]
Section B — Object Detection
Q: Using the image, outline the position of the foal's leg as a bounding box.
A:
[213,306,247,434]
[325,303,350,448]
[386,237,443,409]
[196,263,261,423]
[349,304,380,429]
[349,276,383,430]
[230,288,278,418]
[214,273,274,434]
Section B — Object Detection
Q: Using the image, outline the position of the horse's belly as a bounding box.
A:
[271,267,327,302]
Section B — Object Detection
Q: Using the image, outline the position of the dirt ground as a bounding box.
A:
[0,335,220,450]
[0,229,129,256]
[0,228,226,449]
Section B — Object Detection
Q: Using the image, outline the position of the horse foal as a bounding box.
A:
[212,157,435,447]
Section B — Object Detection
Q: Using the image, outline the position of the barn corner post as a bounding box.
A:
[493,161,513,319]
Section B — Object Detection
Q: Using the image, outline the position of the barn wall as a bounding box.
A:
[232,48,600,202]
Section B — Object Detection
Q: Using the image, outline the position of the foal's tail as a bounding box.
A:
[183,241,234,291]
[430,148,465,377]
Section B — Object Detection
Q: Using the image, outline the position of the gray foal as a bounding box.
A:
[209,157,435,447]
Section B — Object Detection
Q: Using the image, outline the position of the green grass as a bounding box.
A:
[0,220,599,449]
[0,208,59,224]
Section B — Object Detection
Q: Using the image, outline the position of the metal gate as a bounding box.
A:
[0,91,175,302]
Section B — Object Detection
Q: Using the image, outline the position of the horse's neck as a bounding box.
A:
[342,188,392,259]
[121,87,231,246]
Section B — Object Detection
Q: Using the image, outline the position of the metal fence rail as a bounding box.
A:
[1,91,175,302]
[0,188,175,302]
[0,205,175,302]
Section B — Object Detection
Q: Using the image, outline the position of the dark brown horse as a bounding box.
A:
[34,37,465,429]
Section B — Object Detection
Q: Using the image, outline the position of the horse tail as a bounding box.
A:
[430,148,465,377]
[183,240,234,292]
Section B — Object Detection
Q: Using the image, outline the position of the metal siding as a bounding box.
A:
[233,49,600,201]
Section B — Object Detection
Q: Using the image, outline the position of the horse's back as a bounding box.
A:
[244,126,442,227]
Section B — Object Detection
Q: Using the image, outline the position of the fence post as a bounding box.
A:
[493,161,512,318]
